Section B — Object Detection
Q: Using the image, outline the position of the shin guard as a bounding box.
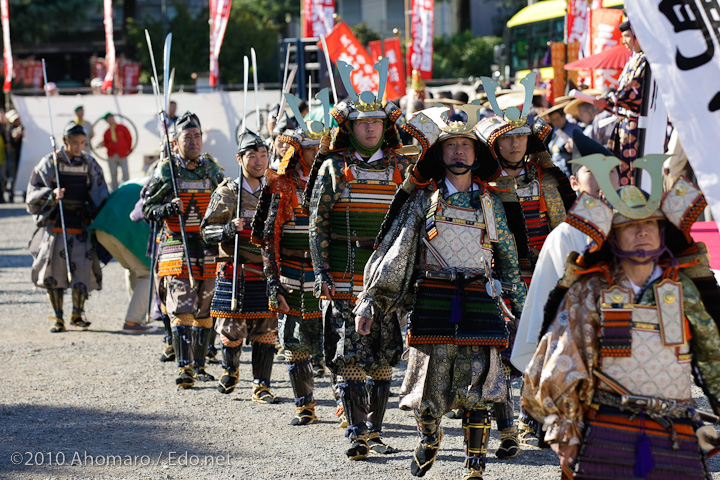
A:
[192,327,215,381]
[288,358,315,407]
[70,289,90,329]
[251,342,279,403]
[411,411,443,477]
[251,342,275,386]
[172,325,194,388]
[218,344,242,394]
[47,288,64,319]
[463,408,491,478]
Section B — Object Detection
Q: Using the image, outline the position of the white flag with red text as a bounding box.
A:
[407,0,433,80]
[1,0,12,92]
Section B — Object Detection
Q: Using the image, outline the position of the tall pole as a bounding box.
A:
[41,59,73,285]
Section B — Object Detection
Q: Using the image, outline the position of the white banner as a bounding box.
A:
[12,90,280,194]
[626,0,720,219]
[102,0,115,93]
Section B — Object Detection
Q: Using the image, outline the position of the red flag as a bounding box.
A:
[368,38,405,99]
[407,0,433,80]
[322,22,379,94]
[101,0,115,93]
[1,0,12,92]
[209,0,231,87]
[588,8,624,89]
[566,0,590,44]
[303,0,335,38]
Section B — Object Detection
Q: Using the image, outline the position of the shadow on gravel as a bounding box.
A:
[0,205,28,219]
[0,253,33,268]
[0,404,225,475]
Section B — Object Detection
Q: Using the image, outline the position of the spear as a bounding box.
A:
[231,55,250,311]
[41,59,72,285]
[145,29,196,289]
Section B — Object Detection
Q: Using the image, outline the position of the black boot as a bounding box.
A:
[338,381,370,460]
[494,379,519,459]
[206,328,220,364]
[218,344,242,394]
[70,288,91,329]
[462,408,491,479]
[48,288,65,333]
[288,358,316,425]
[367,379,398,454]
[192,327,215,381]
[251,342,279,404]
[410,411,443,477]
[160,314,175,362]
[172,326,194,389]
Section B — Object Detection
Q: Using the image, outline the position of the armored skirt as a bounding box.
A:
[211,260,276,343]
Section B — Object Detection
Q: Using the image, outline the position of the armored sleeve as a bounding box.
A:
[522,274,604,447]
[308,156,345,289]
[490,194,528,318]
[200,181,237,245]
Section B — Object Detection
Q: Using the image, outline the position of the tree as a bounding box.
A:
[432,32,501,79]
[7,0,94,45]
[126,0,282,86]
[351,23,380,47]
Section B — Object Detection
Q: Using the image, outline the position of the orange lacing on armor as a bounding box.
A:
[485,183,510,194]
[342,152,355,182]
[255,331,277,344]
[660,258,701,281]
[574,262,613,284]
[392,151,402,184]
[410,174,433,188]
[528,160,548,213]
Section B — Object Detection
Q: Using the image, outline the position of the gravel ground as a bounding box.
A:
[1,200,719,480]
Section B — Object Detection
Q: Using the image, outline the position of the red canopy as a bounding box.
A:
[564,44,631,71]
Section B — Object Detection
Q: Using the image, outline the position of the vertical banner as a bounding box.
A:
[1,0,12,92]
[368,38,405,99]
[567,0,590,44]
[303,0,335,38]
[102,0,115,93]
[625,0,720,219]
[209,0,231,88]
[588,8,624,89]
[407,0,434,80]
[322,22,379,93]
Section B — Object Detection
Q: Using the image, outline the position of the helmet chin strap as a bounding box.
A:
[498,155,524,170]
[444,161,480,174]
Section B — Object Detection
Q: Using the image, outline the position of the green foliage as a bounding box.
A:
[127,0,281,86]
[8,0,95,45]
[432,32,501,79]
[351,23,381,48]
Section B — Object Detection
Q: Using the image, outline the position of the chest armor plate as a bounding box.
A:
[516,176,550,252]
[164,178,212,233]
[281,189,310,252]
[55,162,90,233]
[331,163,398,237]
[599,283,692,400]
[424,191,493,270]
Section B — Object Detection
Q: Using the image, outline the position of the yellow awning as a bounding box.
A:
[507,0,624,29]
[507,0,567,28]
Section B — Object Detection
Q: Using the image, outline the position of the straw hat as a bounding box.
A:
[539,101,571,118]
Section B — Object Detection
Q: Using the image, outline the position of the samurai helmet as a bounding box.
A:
[566,132,706,246]
[336,57,390,119]
[283,88,333,147]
